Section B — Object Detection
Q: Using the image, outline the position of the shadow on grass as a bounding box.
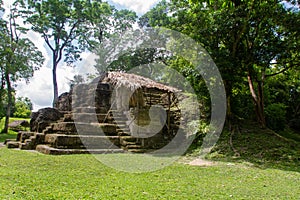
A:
[0,132,18,143]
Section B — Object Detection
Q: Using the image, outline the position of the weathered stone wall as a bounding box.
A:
[30,108,63,132]
[54,92,72,112]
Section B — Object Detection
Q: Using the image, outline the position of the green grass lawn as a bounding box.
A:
[0,148,299,199]
[0,120,299,199]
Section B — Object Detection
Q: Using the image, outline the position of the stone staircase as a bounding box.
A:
[33,109,122,154]
[6,76,181,155]
[6,112,173,155]
[32,108,150,154]
[111,110,146,153]
[6,131,44,150]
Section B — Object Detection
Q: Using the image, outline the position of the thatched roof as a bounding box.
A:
[102,72,179,92]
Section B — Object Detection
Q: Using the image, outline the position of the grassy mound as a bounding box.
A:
[189,121,300,172]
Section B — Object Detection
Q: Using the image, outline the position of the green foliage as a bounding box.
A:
[0,2,43,133]
[264,69,300,131]
[265,103,287,131]
[187,119,210,146]
[0,2,44,82]
[138,0,171,28]
[13,97,32,118]
[141,0,300,127]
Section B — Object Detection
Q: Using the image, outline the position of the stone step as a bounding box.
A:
[112,119,128,123]
[115,124,130,130]
[6,141,20,148]
[17,132,36,142]
[4,139,15,145]
[45,131,78,135]
[126,144,143,149]
[45,134,120,149]
[117,131,131,136]
[116,125,130,130]
[127,149,148,153]
[47,122,118,136]
[52,122,77,132]
[42,126,54,134]
[119,136,139,143]
[72,107,108,114]
[120,138,141,146]
[116,128,131,133]
[75,123,118,135]
[112,119,128,124]
[36,145,124,155]
[72,113,99,123]
[19,138,36,150]
[35,133,45,144]
[72,113,113,123]
[121,141,136,146]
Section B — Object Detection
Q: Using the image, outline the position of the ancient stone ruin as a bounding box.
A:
[6,72,184,154]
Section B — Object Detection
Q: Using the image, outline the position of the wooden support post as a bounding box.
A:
[168,92,171,135]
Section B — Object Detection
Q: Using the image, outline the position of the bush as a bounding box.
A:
[265,103,286,131]
[13,100,31,118]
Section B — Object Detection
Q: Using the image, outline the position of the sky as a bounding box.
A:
[2,0,161,111]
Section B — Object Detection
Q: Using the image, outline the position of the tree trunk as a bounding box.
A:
[2,72,12,133]
[52,61,58,107]
[224,80,234,130]
[247,73,266,128]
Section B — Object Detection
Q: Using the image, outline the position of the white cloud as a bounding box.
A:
[2,0,12,10]
[110,0,161,15]
[76,52,98,76]
[16,68,53,111]
[16,51,99,111]
[16,64,78,111]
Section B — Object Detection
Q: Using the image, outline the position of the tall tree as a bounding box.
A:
[20,0,137,105]
[0,2,44,133]
[0,0,6,121]
[141,0,300,128]
[19,0,90,105]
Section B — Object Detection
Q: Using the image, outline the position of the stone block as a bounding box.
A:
[45,134,120,149]
[52,122,77,132]
[36,145,124,155]
[6,141,20,148]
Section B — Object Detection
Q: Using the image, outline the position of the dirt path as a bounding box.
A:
[188,158,216,166]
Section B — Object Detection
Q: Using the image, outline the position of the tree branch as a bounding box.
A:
[58,20,80,63]
[265,65,292,77]
[44,34,54,52]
